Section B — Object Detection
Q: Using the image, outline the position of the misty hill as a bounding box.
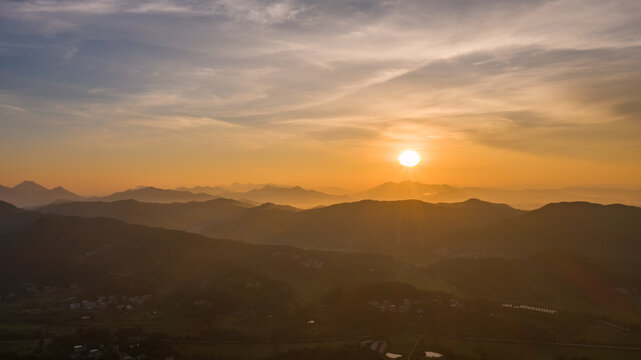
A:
[222,185,349,208]
[99,186,216,203]
[445,202,641,262]
[174,184,337,207]
[37,198,255,232]
[361,181,641,209]
[176,183,270,195]
[0,201,402,297]
[466,186,641,210]
[430,252,637,308]
[175,185,229,196]
[0,180,83,207]
[200,198,524,257]
[361,181,470,203]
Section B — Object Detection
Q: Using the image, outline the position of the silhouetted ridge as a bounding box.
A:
[0,200,19,212]
[200,198,524,257]
[254,202,299,211]
[37,197,254,231]
[445,201,641,260]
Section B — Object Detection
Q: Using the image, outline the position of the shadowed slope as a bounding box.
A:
[37,198,254,231]
[201,198,524,258]
[0,201,403,296]
[445,202,641,261]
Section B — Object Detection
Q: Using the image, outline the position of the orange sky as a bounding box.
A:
[1,0,640,195]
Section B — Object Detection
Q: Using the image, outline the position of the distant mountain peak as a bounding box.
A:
[461,198,491,205]
[259,184,288,190]
[12,180,48,194]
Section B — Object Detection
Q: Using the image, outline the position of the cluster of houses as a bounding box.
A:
[69,295,152,312]
[616,287,639,295]
[25,284,60,296]
[299,258,325,269]
[502,303,556,314]
[70,345,103,360]
[70,343,174,360]
[245,281,263,288]
[0,292,16,302]
[360,340,388,355]
[367,297,462,314]
[360,340,407,359]
[271,251,326,269]
[1,284,60,301]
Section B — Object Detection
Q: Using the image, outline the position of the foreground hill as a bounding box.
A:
[0,180,83,207]
[430,252,638,308]
[444,202,641,262]
[200,198,524,257]
[37,198,254,232]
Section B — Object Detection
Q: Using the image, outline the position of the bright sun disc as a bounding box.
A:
[398,150,421,167]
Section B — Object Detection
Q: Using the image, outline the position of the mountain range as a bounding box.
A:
[37,197,523,257]
[177,184,349,208]
[3,180,641,210]
[37,198,255,233]
[198,198,524,257]
[0,200,419,298]
[0,181,82,207]
[361,181,641,209]
[0,181,349,209]
[98,186,217,203]
[444,201,641,262]
[37,197,641,269]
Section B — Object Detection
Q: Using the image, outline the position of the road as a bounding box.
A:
[407,334,424,359]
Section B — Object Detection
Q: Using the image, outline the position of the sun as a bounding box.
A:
[398,150,421,167]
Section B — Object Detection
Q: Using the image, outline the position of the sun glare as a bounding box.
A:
[398,150,421,167]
